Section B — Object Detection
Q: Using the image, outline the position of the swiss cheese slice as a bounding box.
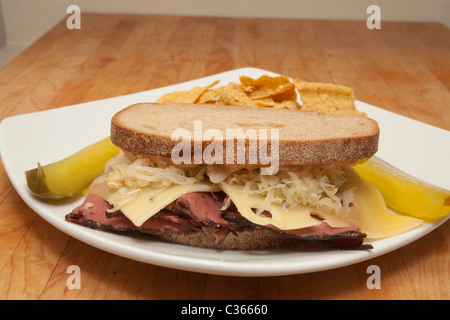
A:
[219,168,423,238]
[219,181,322,230]
[120,181,219,227]
[117,165,423,239]
[342,168,423,239]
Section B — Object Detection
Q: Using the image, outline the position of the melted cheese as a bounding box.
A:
[219,181,322,229]
[120,181,219,227]
[103,153,423,239]
[219,180,355,230]
[341,168,423,239]
[219,168,423,238]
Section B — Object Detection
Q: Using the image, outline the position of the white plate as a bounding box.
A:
[0,67,449,277]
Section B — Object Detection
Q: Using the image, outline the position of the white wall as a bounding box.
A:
[0,0,449,46]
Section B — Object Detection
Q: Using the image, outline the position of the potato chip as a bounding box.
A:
[156,80,220,104]
[293,79,365,115]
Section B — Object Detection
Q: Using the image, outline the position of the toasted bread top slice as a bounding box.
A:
[110,103,379,167]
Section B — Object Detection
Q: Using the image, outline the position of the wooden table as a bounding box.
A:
[0,14,448,300]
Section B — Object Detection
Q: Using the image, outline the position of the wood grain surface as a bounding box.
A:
[0,14,448,300]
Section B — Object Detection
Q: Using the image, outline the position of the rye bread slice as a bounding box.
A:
[110,103,379,167]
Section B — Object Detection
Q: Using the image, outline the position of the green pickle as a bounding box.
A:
[25,137,120,199]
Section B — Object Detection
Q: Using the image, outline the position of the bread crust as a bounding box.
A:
[111,103,379,167]
[153,225,368,250]
[156,226,308,250]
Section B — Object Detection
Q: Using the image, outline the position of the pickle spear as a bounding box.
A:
[354,156,450,220]
[25,137,120,200]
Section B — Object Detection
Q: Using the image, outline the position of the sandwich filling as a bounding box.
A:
[66,151,422,249]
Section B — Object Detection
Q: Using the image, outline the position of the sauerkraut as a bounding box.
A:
[223,166,354,214]
[91,151,206,212]
[92,151,354,215]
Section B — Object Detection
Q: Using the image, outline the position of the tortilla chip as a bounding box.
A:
[197,87,223,104]
[240,75,291,90]
[240,75,298,106]
[156,80,220,104]
[248,82,294,99]
[156,74,365,116]
[253,98,299,109]
[293,79,365,115]
[216,82,258,107]
[271,100,299,109]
